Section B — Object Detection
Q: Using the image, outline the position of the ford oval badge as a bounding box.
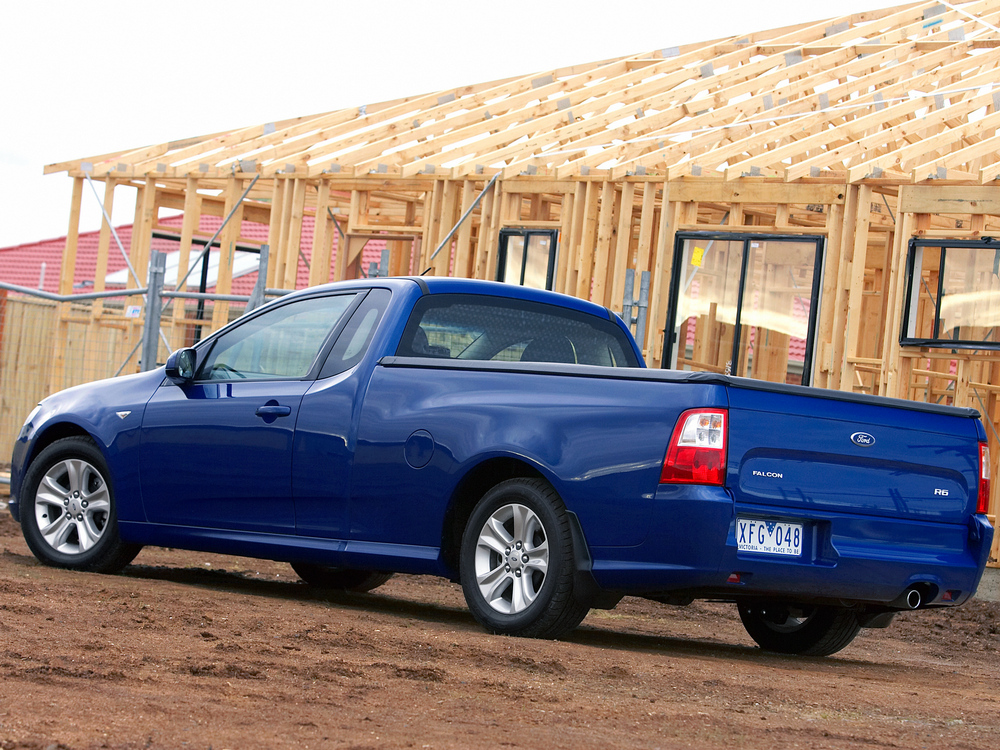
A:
[850,431,876,447]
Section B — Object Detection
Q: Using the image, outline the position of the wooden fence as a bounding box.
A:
[0,291,243,463]
[1,295,57,462]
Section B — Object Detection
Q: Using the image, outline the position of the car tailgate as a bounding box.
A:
[725,384,982,525]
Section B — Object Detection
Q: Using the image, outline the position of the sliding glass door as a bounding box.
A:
[664,234,824,386]
[497,229,558,290]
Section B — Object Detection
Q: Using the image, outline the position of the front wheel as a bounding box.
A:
[460,478,589,639]
[20,436,141,573]
[737,602,861,656]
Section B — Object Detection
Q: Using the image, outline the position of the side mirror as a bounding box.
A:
[164,348,197,384]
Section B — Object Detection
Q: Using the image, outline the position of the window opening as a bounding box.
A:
[663,233,824,386]
[496,229,558,290]
[901,238,1000,349]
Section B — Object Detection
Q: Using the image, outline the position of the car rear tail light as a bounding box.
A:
[660,408,728,486]
[977,441,991,515]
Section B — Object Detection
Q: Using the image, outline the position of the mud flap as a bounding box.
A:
[566,510,623,610]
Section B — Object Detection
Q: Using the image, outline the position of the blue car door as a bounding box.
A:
[138,293,360,532]
[292,288,392,539]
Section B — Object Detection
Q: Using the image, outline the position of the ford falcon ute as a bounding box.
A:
[8,277,994,656]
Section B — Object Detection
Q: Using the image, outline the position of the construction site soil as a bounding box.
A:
[0,508,998,750]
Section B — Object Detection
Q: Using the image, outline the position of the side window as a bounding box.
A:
[320,289,392,378]
[396,294,639,367]
[198,294,356,381]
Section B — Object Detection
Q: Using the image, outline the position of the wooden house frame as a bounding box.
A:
[38,0,1000,560]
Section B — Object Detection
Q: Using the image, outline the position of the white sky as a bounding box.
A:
[0,0,899,248]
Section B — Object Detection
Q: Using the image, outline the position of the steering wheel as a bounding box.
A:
[210,362,247,379]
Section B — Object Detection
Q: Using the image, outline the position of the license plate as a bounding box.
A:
[737,518,803,556]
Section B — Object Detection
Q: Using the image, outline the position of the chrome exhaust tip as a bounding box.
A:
[905,588,922,609]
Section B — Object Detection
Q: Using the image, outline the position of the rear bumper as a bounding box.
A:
[587,485,994,608]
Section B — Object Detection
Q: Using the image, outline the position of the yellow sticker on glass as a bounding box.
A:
[690,246,706,267]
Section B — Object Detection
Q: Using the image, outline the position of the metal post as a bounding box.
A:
[620,269,650,348]
[247,244,270,311]
[380,246,390,277]
[141,251,166,372]
[622,269,635,330]
[635,271,650,347]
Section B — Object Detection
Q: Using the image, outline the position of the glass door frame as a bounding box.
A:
[662,232,825,386]
[496,228,559,290]
[900,237,1000,350]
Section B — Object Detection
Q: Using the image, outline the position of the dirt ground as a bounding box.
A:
[1,505,998,750]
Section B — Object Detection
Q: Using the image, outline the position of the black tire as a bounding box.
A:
[737,602,862,656]
[20,436,141,574]
[291,563,394,593]
[460,478,589,639]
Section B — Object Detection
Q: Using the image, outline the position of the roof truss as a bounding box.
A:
[48,0,1000,186]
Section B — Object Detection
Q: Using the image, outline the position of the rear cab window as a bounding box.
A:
[396,294,640,367]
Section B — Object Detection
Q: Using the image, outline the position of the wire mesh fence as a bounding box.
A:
[0,282,255,464]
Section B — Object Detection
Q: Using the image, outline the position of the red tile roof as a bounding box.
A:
[0,214,387,295]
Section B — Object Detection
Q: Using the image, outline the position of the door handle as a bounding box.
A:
[255,404,292,422]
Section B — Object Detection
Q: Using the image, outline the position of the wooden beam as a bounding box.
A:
[309,180,334,287]
[282,179,308,289]
[552,189,573,295]
[265,180,286,288]
[133,176,158,287]
[840,185,873,392]
[58,177,84,296]
[634,184,657,276]
[171,177,202,343]
[433,180,461,276]
[899,185,1000,215]
[347,237,369,270]
[499,220,563,228]
[454,180,477,279]
[275,179,297,288]
[49,176,85,395]
[676,223,829,235]
[475,181,502,281]
[574,181,601,299]
[609,182,636,312]
[647,186,679,367]
[879,200,917,397]
[210,176,246,330]
[669,183,847,205]
[592,181,618,306]
[816,196,845,389]
[561,182,587,295]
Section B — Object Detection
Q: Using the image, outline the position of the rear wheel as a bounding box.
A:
[737,602,861,656]
[291,563,393,593]
[460,478,589,639]
[20,436,141,573]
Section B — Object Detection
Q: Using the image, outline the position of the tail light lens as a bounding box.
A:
[978,441,991,515]
[660,408,728,486]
